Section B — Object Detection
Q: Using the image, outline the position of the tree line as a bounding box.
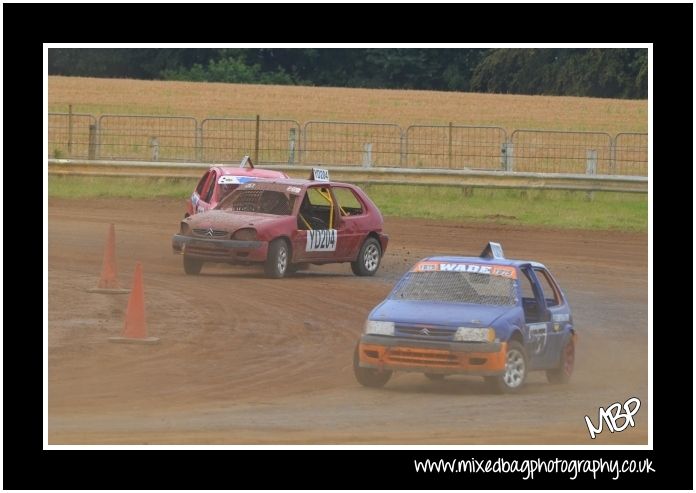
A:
[48,48,647,99]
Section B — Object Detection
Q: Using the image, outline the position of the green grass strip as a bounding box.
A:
[48,176,647,232]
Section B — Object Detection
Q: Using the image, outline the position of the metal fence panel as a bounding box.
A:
[48,113,96,159]
[200,118,301,164]
[510,130,613,174]
[98,115,198,161]
[302,121,403,167]
[613,133,648,176]
[48,111,648,177]
[405,125,508,169]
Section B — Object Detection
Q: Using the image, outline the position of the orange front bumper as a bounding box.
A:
[358,340,507,376]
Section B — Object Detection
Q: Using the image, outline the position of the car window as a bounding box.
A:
[391,271,517,306]
[217,183,238,201]
[306,187,332,206]
[196,171,211,195]
[203,174,217,202]
[534,268,561,307]
[520,270,536,300]
[220,189,294,216]
[297,187,336,230]
[333,187,364,216]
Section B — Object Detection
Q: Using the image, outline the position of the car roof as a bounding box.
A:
[214,166,287,179]
[421,256,546,269]
[237,178,358,188]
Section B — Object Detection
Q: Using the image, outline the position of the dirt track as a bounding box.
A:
[48,197,648,444]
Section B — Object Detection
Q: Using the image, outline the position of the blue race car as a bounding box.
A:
[354,242,575,393]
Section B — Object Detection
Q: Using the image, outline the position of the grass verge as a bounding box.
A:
[48,176,647,232]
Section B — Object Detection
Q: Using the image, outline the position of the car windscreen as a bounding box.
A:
[219,189,295,215]
[218,183,239,200]
[391,271,517,306]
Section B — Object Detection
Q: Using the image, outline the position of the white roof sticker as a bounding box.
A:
[218,175,256,185]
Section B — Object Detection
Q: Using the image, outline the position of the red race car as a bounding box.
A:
[186,156,288,217]
[172,169,389,278]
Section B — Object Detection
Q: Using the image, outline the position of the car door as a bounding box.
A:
[532,266,570,369]
[292,186,339,262]
[332,186,366,260]
[519,265,553,369]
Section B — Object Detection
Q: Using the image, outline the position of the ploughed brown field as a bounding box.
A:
[48,197,648,444]
[48,76,647,133]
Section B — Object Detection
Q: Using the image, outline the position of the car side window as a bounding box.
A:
[306,187,332,207]
[520,270,536,300]
[196,171,211,195]
[298,187,333,230]
[203,173,217,203]
[520,268,544,323]
[333,187,364,216]
[533,268,561,307]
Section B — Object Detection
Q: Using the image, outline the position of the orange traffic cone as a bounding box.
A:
[87,224,130,294]
[108,262,159,344]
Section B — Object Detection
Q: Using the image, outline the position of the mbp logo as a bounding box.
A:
[584,397,641,439]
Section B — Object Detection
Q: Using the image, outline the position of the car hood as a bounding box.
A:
[185,210,283,231]
[369,299,516,328]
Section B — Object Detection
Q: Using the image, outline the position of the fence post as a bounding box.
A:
[254,114,260,165]
[610,136,616,172]
[362,143,373,168]
[68,104,73,157]
[150,136,160,161]
[288,127,296,164]
[196,124,203,162]
[500,142,508,171]
[88,124,97,160]
[586,149,597,201]
[506,141,514,171]
[301,122,308,164]
[586,149,597,175]
[399,130,406,167]
[448,121,453,169]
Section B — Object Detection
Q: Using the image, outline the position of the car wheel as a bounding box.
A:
[183,255,203,275]
[264,239,290,279]
[353,345,391,388]
[485,341,528,393]
[546,337,575,384]
[351,237,381,276]
[424,373,445,381]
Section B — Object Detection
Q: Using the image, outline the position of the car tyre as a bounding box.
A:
[183,255,203,275]
[353,345,392,388]
[264,239,290,279]
[546,337,575,384]
[351,237,382,276]
[485,341,528,394]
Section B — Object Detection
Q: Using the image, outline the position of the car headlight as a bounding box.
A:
[364,320,395,336]
[453,327,495,342]
[179,222,191,235]
[233,228,257,241]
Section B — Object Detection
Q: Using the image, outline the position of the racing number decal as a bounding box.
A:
[306,229,337,252]
[527,323,548,355]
